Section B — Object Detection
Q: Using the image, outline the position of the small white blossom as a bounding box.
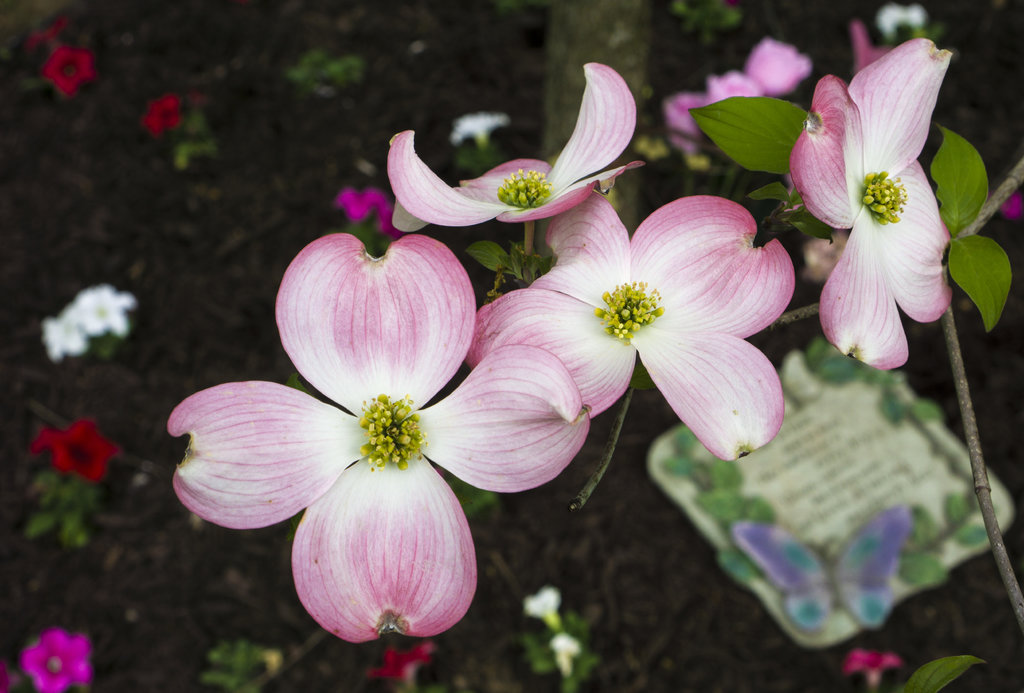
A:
[69,284,137,337]
[42,312,89,362]
[449,111,510,146]
[524,585,561,620]
[875,3,928,40]
[549,632,581,678]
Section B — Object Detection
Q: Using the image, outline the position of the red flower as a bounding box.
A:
[141,93,183,137]
[30,420,118,482]
[41,46,97,97]
[25,15,68,52]
[367,641,435,684]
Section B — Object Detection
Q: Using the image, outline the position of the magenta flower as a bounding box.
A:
[387,63,637,231]
[849,19,892,73]
[19,628,92,693]
[842,649,903,690]
[743,37,813,97]
[663,91,708,155]
[334,187,402,239]
[1000,189,1022,221]
[367,640,435,684]
[790,39,951,369]
[169,234,588,642]
[469,193,794,460]
[706,70,762,102]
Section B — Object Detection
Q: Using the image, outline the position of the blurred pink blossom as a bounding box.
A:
[334,187,402,239]
[849,19,892,72]
[1000,189,1022,221]
[744,37,813,96]
[662,92,708,154]
[706,70,762,101]
[842,649,903,690]
[19,628,93,693]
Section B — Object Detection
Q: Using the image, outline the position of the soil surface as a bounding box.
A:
[3,1,1024,691]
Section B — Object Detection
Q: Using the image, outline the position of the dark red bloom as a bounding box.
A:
[141,93,183,137]
[41,46,97,97]
[367,641,434,683]
[30,420,118,482]
[25,15,68,52]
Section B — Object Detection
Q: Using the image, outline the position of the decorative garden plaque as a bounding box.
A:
[647,339,1015,648]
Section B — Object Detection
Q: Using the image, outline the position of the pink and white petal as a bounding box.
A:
[387,130,509,228]
[631,196,795,336]
[546,63,637,190]
[277,233,474,413]
[292,457,475,642]
[878,161,951,322]
[457,158,551,203]
[530,193,631,304]
[820,216,908,369]
[633,330,784,460]
[790,75,861,228]
[849,39,951,175]
[168,381,360,529]
[418,344,589,492]
[468,289,635,416]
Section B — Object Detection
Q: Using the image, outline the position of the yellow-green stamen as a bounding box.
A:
[595,282,664,343]
[358,394,425,471]
[862,171,907,225]
[497,169,552,209]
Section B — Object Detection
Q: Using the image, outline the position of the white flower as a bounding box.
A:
[549,632,581,678]
[42,311,88,362]
[524,585,561,620]
[875,3,928,40]
[69,284,137,337]
[449,111,510,146]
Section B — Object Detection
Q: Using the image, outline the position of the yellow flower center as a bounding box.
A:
[594,282,664,343]
[358,394,425,470]
[496,169,552,208]
[862,171,907,225]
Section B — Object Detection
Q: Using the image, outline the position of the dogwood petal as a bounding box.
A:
[820,215,908,369]
[530,193,631,305]
[169,381,360,529]
[292,457,475,642]
[878,161,951,322]
[468,289,635,416]
[631,196,795,336]
[791,75,861,228]
[546,63,637,190]
[277,233,474,413]
[633,330,784,460]
[388,130,509,229]
[849,39,950,175]
[419,344,588,492]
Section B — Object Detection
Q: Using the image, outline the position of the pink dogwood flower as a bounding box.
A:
[842,649,903,690]
[663,91,708,155]
[706,70,762,102]
[19,627,93,693]
[790,39,951,369]
[744,37,813,97]
[469,193,794,461]
[849,19,892,73]
[387,63,637,231]
[169,233,588,642]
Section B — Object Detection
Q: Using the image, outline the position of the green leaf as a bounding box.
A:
[466,240,511,272]
[880,390,907,423]
[943,493,969,525]
[782,206,833,239]
[747,181,790,202]
[628,361,656,390]
[24,511,59,539]
[911,398,944,422]
[717,548,760,582]
[909,506,940,548]
[899,552,948,587]
[690,97,807,173]
[284,373,310,395]
[953,524,988,547]
[696,489,745,523]
[709,459,742,490]
[743,496,775,523]
[948,235,1011,331]
[931,127,988,236]
[903,655,984,693]
[662,455,695,477]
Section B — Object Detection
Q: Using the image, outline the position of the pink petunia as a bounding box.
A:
[999,189,1022,221]
[41,46,96,97]
[663,92,708,155]
[790,39,951,369]
[141,93,183,137]
[30,420,118,482]
[744,37,813,97]
[19,628,93,693]
[842,648,903,690]
[367,641,435,683]
[334,187,402,239]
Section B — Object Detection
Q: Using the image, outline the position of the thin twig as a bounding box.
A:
[235,629,329,693]
[523,220,536,257]
[940,306,1024,636]
[959,148,1024,238]
[770,302,819,329]
[569,387,634,512]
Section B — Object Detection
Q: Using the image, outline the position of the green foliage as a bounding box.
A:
[709,459,742,490]
[200,639,275,693]
[911,398,944,422]
[743,496,775,523]
[880,390,907,423]
[696,489,745,523]
[284,372,310,395]
[286,50,365,96]
[948,234,1011,332]
[908,506,939,550]
[662,455,695,478]
[717,548,760,582]
[173,109,218,170]
[931,127,987,237]
[628,361,657,390]
[668,0,742,44]
[899,552,948,587]
[466,241,552,287]
[953,524,988,547]
[25,470,103,548]
[899,655,984,693]
[943,493,970,526]
[522,610,598,693]
[691,97,806,174]
[454,141,507,177]
[446,474,501,520]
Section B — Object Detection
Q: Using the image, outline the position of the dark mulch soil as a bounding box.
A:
[3,1,1024,691]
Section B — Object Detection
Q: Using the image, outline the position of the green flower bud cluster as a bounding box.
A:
[359,394,425,471]
[595,281,664,343]
[862,171,908,225]
[497,169,553,209]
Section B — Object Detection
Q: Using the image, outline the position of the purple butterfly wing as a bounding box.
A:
[837,505,913,627]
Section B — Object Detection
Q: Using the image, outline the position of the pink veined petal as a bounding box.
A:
[387,130,510,229]
[495,161,643,224]
[849,19,891,73]
[630,196,795,336]
[877,161,951,322]
[276,233,475,413]
[791,75,861,229]
[546,63,637,190]
[531,193,631,305]
[292,457,475,643]
[633,330,785,460]
[820,215,908,369]
[418,344,589,492]
[849,38,951,175]
[468,289,635,416]
[457,158,551,203]
[169,381,360,529]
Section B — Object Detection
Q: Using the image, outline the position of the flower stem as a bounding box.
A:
[568,387,634,512]
[769,302,819,329]
[524,220,536,257]
[941,306,1024,636]
[959,148,1024,238]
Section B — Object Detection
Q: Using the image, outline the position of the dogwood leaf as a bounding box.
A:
[691,97,806,173]
[931,126,987,236]
[948,235,1011,331]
